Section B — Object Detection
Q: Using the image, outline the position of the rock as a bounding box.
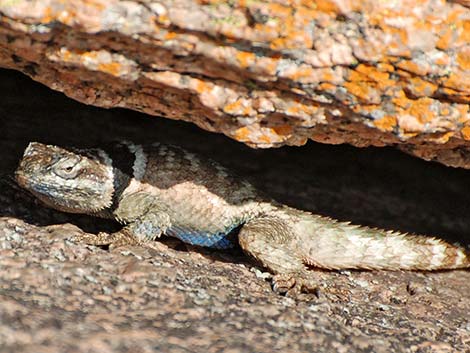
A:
[1,216,470,353]
[1,0,470,167]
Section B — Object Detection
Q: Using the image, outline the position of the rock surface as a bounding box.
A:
[2,215,470,353]
[1,69,470,352]
[1,1,470,167]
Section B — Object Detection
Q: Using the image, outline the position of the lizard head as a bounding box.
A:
[15,142,115,214]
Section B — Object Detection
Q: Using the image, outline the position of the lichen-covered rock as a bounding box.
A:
[1,0,470,167]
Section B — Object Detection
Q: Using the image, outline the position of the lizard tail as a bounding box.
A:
[293,212,470,271]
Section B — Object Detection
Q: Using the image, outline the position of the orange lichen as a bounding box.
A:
[233,125,288,145]
[433,132,454,144]
[381,27,411,58]
[270,34,303,50]
[295,6,320,20]
[395,60,429,76]
[283,67,315,81]
[267,3,292,18]
[41,6,54,23]
[285,102,318,118]
[97,62,122,76]
[236,51,255,68]
[55,7,76,25]
[344,64,396,103]
[310,0,338,13]
[258,133,273,144]
[458,20,470,42]
[194,80,209,94]
[286,105,301,115]
[164,31,177,40]
[436,27,454,51]
[223,99,255,116]
[83,0,106,11]
[317,82,337,91]
[344,73,377,103]
[377,63,395,73]
[394,69,411,79]
[391,90,411,109]
[374,116,397,132]
[444,73,470,92]
[440,107,450,116]
[456,49,470,71]
[245,2,315,50]
[356,64,394,89]
[233,126,250,142]
[253,23,278,39]
[81,51,98,60]
[58,48,73,62]
[261,59,278,76]
[388,26,409,47]
[407,97,435,123]
[434,54,451,66]
[319,70,335,83]
[456,104,470,120]
[461,126,470,140]
[406,77,438,97]
[224,100,243,113]
[157,14,170,24]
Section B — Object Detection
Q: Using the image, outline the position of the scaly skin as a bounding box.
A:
[15,142,470,293]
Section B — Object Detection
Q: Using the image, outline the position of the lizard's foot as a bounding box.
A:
[72,231,139,249]
[273,272,354,300]
[272,272,320,296]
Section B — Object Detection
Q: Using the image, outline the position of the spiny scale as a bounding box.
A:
[15,141,470,293]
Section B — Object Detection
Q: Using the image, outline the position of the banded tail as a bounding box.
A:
[295,213,470,271]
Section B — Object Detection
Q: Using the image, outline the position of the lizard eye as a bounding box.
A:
[52,156,82,179]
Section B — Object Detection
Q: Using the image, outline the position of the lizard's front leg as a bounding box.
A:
[74,192,171,248]
[238,215,317,295]
[73,209,171,248]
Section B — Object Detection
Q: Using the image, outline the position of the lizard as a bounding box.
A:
[14,141,470,293]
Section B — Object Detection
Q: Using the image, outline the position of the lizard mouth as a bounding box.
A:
[14,171,29,189]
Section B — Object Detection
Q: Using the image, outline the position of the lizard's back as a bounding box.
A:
[112,143,273,248]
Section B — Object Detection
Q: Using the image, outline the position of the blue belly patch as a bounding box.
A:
[166,225,239,249]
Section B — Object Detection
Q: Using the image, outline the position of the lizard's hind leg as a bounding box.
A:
[238,216,318,294]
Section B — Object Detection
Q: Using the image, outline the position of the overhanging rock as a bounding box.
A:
[1,0,470,167]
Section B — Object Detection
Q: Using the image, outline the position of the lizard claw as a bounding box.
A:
[71,232,113,246]
[72,231,138,248]
[107,231,139,249]
[272,274,297,294]
[272,272,320,296]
